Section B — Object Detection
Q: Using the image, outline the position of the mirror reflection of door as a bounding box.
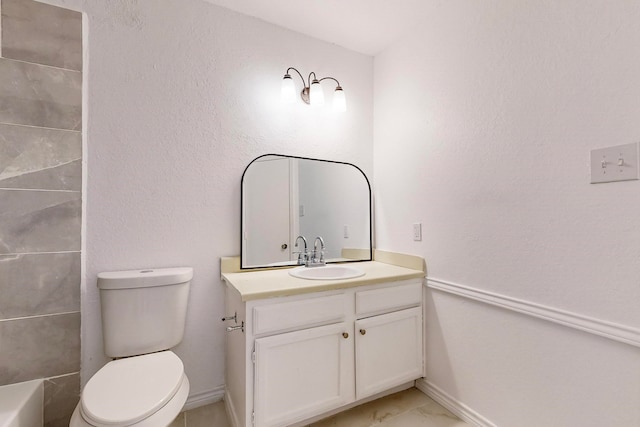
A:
[242,157,297,266]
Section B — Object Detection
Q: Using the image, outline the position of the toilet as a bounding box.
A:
[70,267,193,427]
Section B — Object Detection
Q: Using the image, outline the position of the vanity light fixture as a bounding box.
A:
[281,67,346,112]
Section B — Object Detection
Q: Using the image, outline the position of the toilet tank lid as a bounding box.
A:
[97,267,193,290]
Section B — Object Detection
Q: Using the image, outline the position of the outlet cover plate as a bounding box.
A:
[590,142,639,184]
[413,223,422,241]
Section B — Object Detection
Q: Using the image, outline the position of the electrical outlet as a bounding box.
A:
[412,223,422,241]
[343,225,349,238]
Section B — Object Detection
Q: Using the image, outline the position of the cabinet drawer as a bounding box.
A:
[356,282,422,317]
[253,294,347,336]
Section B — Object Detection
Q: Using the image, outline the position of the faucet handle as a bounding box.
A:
[292,249,308,265]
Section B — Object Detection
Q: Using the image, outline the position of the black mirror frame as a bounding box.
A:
[240,153,373,270]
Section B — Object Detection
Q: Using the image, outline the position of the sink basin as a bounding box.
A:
[289,265,365,280]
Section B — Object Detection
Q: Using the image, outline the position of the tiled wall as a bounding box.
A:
[0,0,82,426]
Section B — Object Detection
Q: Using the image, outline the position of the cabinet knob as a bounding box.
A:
[281,243,288,250]
[359,329,366,335]
[342,332,349,339]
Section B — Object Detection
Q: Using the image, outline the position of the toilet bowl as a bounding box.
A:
[70,267,193,427]
[69,352,189,427]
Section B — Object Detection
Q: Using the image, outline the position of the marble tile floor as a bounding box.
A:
[170,387,468,427]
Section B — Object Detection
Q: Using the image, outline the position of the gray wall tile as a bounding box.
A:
[0,58,81,130]
[0,124,81,190]
[0,312,80,385]
[0,189,81,254]
[0,1,83,410]
[0,252,80,319]
[1,0,82,71]
[44,372,80,427]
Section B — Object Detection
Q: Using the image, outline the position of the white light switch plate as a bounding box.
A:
[590,142,639,184]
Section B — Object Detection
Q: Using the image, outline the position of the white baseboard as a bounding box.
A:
[183,385,225,411]
[224,388,240,427]
[415,379,496,427]
[427,278,640,348]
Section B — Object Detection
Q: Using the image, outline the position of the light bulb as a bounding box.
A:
[281,74,296,104]
[333,86,346,112]
[309,79,325,107]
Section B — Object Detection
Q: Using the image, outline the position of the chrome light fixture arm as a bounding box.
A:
[286,67,307,88]
[318,76,341,87]
[282,67,345,110]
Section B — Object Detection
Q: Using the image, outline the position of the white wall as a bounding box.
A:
[40,0,373,399]
[374,0,640,425]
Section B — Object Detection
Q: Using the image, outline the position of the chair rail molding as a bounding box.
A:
[426,278,640,348]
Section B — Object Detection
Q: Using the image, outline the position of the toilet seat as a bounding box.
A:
[69,374,189,427]
[80,351,185,426]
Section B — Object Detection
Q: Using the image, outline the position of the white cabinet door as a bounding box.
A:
[355,307,423,400]
[254,322,355,427]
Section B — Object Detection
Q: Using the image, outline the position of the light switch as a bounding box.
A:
[590,142,639,184]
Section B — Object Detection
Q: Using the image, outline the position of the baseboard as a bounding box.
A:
[183,385,225,411]
[427,278,640,348]
[224,388,240,427]
[415,379,496,427]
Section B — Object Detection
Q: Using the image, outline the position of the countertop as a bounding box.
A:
[221,250,426,301]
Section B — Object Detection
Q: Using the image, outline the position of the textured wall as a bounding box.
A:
[38,0,374,403]
[0,0,83,425]
[374,0,640,425]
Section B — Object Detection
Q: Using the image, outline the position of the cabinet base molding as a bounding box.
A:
[415,379,495,427]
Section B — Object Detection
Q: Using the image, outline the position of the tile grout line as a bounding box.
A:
[0,120,82,133]
[0,55,82,73]
[0,311,80,323]
[0,188,81,193]
[0,250,81,256]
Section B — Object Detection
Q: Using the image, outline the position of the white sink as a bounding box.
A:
[289,265,365,280]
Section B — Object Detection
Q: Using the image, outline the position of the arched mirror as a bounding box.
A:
[241,154,372,269]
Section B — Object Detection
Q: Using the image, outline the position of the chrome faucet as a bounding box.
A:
[307,236,326,267]
[293,235,308,265]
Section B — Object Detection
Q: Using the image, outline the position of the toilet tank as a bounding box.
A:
[97,267,193,358]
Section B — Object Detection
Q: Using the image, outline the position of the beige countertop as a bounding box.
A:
[221,250,426,301]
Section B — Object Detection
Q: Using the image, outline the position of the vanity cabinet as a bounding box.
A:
[223,278,424,427]
[254,322,354,427]
[355,307,423,400]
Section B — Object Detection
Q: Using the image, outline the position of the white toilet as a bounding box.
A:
[70,267,193,427]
